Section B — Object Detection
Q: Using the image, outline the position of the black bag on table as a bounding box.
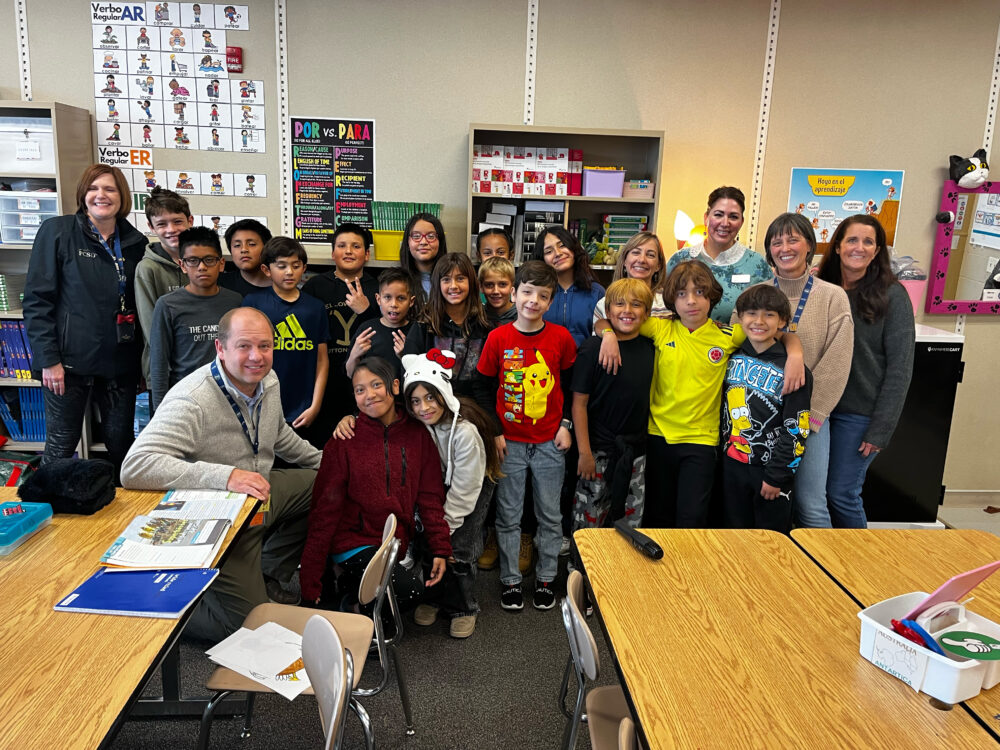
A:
[17,458,115,515]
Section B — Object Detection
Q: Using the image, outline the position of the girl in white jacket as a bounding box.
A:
[401,349,502,639]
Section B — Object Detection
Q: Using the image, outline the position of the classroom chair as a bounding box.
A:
[197,515,415,749]
[559,569,630,750]
[302,615,353,750]
[618,716,638,750]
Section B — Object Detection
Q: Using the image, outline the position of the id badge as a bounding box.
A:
[116,310,137,343]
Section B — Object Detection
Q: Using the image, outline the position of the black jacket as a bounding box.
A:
[23,212,146,380]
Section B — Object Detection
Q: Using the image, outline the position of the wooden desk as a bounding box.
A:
[575,528,997,748]
[0,487,256,750]
[792,528,1000,738]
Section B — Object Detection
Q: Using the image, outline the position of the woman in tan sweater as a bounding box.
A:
[763,213,854,527]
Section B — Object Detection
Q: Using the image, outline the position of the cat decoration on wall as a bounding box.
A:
[949,148,990,188]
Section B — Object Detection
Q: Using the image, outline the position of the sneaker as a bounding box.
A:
[533,581,556,610]
[559,535,572,556]
[518,533,534,575]
[265,575,301,606]
[478,528,499,570]
[449,614,477,638]
[413,603,439,626]
[500,583,524,610]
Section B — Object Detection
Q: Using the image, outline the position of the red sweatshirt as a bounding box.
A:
[299,410,452,601]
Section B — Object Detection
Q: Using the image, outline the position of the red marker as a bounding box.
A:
[891,618,926,647]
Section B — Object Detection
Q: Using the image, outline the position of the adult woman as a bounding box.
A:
[538,225,604,346]
[764,212,854,527]
[666,186,771,322]
[23,164,146,476]
[817,215,914,527]
[592,231,669,321]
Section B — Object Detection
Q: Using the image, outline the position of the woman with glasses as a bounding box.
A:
[23,164,148,479]
[399,212,447,307]
[146,226,241,411]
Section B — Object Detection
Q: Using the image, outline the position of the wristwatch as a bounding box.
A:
[561,418,573,431]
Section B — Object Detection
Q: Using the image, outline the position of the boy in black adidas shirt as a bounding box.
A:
[243,237,329,435]
[721,285,812,533]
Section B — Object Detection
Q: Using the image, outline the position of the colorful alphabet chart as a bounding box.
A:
[91,3,264,153]
[289,117,376,242]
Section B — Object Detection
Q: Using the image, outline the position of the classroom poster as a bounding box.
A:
[289,117,376,242]
[787,168,904,252]
[90,2,264,153]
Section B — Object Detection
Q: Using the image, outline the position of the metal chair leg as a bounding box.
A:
[197,690,234,750]
[349,698,375,750]
[558,656,574,719]
[390,642,415,735]
[239,692,256,739]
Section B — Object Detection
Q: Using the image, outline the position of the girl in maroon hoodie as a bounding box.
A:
[299,356,452,608]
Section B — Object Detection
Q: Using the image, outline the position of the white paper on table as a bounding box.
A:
[150,489,248,522]
[207,621,310,700]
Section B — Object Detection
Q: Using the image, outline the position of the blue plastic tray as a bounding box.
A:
[0,501,52,555]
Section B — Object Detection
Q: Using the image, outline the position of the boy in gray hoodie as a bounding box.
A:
[135,187,192,380]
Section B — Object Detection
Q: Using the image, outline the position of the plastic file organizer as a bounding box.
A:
[859,592,1000,703]
[0,500,52,555]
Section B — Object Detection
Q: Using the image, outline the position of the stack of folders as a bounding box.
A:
[371,202,443,231]
[0,389,45,441]
[0,319,34,377]
[0,274,25,312]
[100,489,248,570]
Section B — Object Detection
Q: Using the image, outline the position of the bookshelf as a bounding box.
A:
[467,123,664,261]
[0,102,94,454]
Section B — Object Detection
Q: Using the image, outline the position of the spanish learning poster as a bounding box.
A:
[787,168,904,253]
[289,117,375,242]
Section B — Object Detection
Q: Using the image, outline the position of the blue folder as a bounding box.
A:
[54,568,219,618]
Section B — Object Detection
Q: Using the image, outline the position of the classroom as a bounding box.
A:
[3,1,1000,748]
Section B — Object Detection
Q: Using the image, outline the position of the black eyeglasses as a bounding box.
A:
[181,256,222,267]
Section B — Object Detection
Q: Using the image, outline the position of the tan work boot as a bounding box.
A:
[518,533,534,575]
[477,527,499,570]
[450,614,477,638]
[413,604,439,626]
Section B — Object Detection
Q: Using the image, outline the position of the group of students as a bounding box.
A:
[24,166,914,638]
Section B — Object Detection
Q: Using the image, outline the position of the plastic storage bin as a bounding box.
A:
[372,230,404,261]
[0,500,52,555]
[582,168,625,198]
[859,591,1000,703]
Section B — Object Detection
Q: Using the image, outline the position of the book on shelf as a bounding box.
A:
[0,388,44,442]
[0,274,26,313]
[54,567,219,619]
[1,320,33,378]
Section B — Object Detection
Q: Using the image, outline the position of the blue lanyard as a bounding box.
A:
[211,361,262,456]
[774,274,813,332]
[89,220,127,310]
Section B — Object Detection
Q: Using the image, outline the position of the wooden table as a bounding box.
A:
[575,527,998,749]
[793,528,1000,738]
[0,487,257,750]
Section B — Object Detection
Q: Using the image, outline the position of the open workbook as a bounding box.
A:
[99,489,248,569]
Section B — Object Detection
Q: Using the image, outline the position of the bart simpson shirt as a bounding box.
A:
[478,321,576,444]
[641,316,745,445]
[721,339,813,490]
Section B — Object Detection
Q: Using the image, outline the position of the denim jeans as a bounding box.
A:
[41,372,138,480]
[826,412,877,528]
[792,422,832,528]
[424,478,495,616]
[496,439,566,585]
